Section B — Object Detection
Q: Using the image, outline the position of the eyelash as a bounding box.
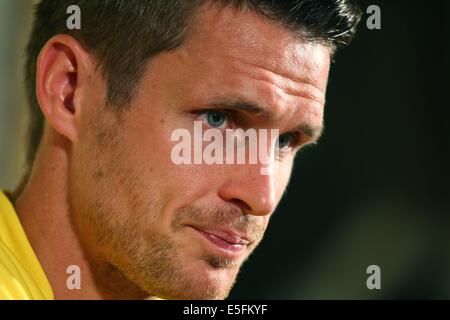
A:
[194,109,235,129]
[279,132,302,151]
[195,109,303,156]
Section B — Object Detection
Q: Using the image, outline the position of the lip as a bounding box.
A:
[187,225,250,255]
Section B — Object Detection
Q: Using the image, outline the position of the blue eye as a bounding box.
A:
[204,111,228,128]
[276,134,294,150]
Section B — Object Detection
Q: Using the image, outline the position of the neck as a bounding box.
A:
[13,129,148,299]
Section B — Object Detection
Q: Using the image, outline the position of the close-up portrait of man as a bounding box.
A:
[0,0,364,300]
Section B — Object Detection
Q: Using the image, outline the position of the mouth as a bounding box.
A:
[186,225,250,258]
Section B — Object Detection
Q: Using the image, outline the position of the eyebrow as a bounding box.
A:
[297,123,324,143]
[205,97,324,142]
[207,98,266,115]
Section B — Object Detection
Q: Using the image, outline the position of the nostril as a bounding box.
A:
[229,198,251,212]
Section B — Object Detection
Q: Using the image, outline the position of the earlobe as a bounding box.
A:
[36,35,86,143]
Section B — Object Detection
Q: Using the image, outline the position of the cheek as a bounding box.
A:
[123,110,219,197]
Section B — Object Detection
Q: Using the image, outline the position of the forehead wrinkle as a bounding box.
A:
[217,29,330,84]
[224,67,326,124]
[228,51,327,104]
[190,59,325,125]
[248,72,326,107]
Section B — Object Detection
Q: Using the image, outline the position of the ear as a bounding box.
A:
[36,35,93,143]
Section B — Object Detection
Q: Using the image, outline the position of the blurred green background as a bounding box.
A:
[0,0,449,299]
[0,0,32,189]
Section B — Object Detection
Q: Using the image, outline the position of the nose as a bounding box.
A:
[217,164,277,216]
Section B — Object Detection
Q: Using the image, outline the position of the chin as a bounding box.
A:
[155,260,238,300]
[185,261,238,299]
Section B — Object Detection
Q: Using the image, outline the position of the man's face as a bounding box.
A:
[69,6,330,299]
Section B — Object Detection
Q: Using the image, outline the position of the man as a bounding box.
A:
[0,0,361,299]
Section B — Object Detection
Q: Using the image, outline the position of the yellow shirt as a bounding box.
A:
[0,191,54,300]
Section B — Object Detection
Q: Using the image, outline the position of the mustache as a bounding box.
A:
[172,204,265,243]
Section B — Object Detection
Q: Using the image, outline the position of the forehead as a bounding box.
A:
[184,4,331,91]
